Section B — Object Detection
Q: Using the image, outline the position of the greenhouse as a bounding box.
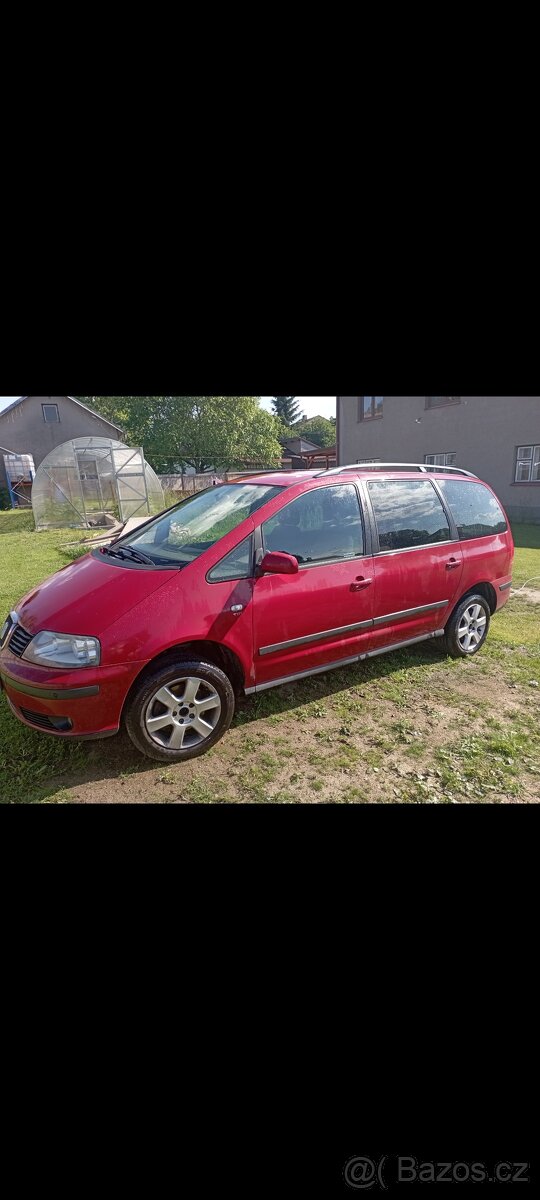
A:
[32,437,164,530]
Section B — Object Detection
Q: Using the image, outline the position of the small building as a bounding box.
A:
[2,453,35,507]
[279,436,336,470]
[0,396,124,499]
[336,396,540,524]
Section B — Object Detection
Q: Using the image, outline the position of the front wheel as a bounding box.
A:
[125,658,236,762]
[444,594,491,658]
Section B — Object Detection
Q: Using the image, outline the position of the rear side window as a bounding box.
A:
[368,479,451,551]
[437,480,507,540]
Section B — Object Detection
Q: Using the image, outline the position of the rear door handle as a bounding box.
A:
[350,577,373,591]
[445,558,460,570]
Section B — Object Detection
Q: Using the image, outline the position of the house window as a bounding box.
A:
[358,396,383,421]
[425,397,461,409]
[515,445,540,483]
[42,403,60,423]
[425,453,457,468]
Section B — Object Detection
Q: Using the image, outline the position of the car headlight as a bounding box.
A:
[22,631,101,668]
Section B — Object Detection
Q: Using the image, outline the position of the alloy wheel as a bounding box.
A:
[144,676,222,750]
[457,603,487,652]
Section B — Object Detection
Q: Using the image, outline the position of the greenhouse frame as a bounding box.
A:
[31,437,164,530]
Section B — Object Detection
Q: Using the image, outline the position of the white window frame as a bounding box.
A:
[515,444,540,483]
[425,452,457,467]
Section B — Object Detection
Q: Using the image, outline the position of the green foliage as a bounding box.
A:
[0,488,11,511]
[290,415,336,448]
[272,396,301,425]
[78,397,283,474]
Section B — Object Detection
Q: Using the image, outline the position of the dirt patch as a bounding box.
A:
[514,586,540,604]
[55,653,540,805]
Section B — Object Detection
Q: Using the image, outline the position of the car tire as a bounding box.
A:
[444,593,491,659]
[125,657,236,762]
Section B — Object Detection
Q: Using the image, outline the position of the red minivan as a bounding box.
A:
[0,464,514,762]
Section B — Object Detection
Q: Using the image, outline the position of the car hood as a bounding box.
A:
[15,552,179,638]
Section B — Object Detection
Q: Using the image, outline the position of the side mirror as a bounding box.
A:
[258,551,299,576]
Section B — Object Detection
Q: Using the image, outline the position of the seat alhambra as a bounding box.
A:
[0,463,514,762]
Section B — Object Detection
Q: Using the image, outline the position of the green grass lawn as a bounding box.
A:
[0,511,98,802]
[1,510,539,804]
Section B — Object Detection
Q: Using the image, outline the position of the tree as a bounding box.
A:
[79,397,284,474]
[290,415,336,448]
[272,396,301,426]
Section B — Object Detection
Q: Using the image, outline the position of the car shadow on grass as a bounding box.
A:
[233,641,452,726]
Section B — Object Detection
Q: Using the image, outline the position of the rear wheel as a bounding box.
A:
[444,594,490,658]
[125,658,236,762]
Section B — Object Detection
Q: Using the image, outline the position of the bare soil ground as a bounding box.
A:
[43,634,540,806]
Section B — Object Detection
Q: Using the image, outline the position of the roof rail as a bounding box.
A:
[318,462,478,479]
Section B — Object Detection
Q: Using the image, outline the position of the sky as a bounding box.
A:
[259,397,335,419]
[0,395,336,418]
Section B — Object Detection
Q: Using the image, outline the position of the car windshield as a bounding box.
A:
[115,483,284,566]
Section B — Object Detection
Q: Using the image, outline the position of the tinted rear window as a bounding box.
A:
[437,480,507,540]
[368,479,451,551]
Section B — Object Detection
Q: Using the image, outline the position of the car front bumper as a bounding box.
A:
[0,654,145,739]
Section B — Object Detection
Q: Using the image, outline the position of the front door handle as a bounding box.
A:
[350,577,373,591]
[445,558,460,570]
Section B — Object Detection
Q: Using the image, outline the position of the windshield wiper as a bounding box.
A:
[99,545,155,565]
[114,546,156,565]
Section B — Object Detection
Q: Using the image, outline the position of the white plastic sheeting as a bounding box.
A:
[32,437,164,530]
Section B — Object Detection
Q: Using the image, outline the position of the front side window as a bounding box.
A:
[262,484,364,565]
[207,534,254,582]
[515,444,540,483]
[42,403,59,423]
[425,452,457,467]
[358,396,383,421]
[425,396,461,409]
[119,484,283,566]
[437,480,507,539]
[368,479,451,551]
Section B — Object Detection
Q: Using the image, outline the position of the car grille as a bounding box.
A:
[19,708,72,732]
[8,624,33,658]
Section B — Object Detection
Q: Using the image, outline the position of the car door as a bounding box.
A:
[252,482,375,689]
[363,476,464,651]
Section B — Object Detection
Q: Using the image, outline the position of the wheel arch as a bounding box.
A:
[120,639,246,723]
[446,581,497,628]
